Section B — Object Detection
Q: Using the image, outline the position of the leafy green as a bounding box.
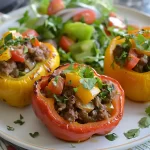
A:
[14,114,25,126]
[80,78,97,90]
[105,133,118,141]
[17,11,30,25]
[53,94,68,103]
[4,33,13,44]
[7,126,15,131]
[145,106,150,116]
[24,46,28,54]
[124,128,140,139]
[73,88,78,93]
[79,66,94,78]
[29,132,39,138]
[138,117,150,128]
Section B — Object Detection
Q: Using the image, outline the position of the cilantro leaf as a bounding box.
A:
[138,117,150,128]
[96,77,102,89]
[105,133,118,141]
[79,66,94,78]
[124,128,140,139]
[73,88,78,92]
[80,78,97,90]
[70,143,76,148]
[145,106,150,116]
[24,46,28,54]
[29,132,39,138]
[17,11,29,25]
[7,126,14,131]
[4,33,13,44]
[14,120,25,126]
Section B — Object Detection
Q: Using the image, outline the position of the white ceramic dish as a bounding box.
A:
[0,5,150,150]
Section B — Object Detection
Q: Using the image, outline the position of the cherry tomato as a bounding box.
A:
[11,50,25,63]
[47,0,65,15]
[73,9,96,24]
[59,36,74,52]
[47,76,65,95]
[22,29,39,37]
[125,49,140,70]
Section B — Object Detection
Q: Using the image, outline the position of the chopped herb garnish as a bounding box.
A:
[138,117,150,128]
[29,132,39,138]
[17,11,29,25]
[145,106,150,116]
[14,120,25,126]
[4,33,13,44]
[14,114,25,125]
[124,128,140,139]
[24,46,28,53]
[73,88,78,93]
[53,94,68,103]
[96,77,102,89]
[105,133,118,141]
[7,126,14,131]
[80,78,97,90]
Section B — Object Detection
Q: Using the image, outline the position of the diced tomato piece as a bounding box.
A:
[59,36,74,52]
[125,49,140,70]
[31,38,40,47]
[47,76,65,95]
[22,29,39,37]
[73,9,96,24]
[11,50,25,63]
[47,0,65,15]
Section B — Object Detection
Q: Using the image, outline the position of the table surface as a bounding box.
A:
[0,1,150,150]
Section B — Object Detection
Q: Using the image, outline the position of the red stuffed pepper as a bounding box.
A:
[32,63,125,142]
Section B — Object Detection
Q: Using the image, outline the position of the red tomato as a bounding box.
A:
[59,36,74,52]
[11,50,25,63]
[73,9,96,24]
[47,76,65,95]
[22,29,39,37]
[47,0,65,15]
[125,49,140,70]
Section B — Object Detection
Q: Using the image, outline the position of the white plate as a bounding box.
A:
[0,5,150,150]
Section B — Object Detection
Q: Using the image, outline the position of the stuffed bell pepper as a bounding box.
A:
[0,30,59,107]
[104,28,150,102]
[32,63,124,142]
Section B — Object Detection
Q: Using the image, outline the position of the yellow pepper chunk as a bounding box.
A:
[65,72,81,87]
[0,49,11,61]
[3,30,21,39]
[76,85,100,104]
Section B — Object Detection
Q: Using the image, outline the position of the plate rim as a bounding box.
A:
[0,4,150,150]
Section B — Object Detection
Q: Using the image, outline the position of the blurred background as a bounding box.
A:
[0,0,150,14]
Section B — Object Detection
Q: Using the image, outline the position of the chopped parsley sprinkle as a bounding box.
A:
[29,132,39,138]
[14,114,25,126]
[7,126,14,131]
[124,128,140,139]
[138,117,150,128]
[105,133,118,141]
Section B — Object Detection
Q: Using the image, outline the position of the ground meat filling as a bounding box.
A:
[0,41,50,77]
[113,45,150,73]
[45,78,115,124]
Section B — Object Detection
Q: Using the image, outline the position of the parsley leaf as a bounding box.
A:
[105,133,118,141]
[124,128,140,139]
[29,132,39,138]
[4,33,13,44]
[7,126,14,131]
[80,78,97,90]
[145,106,150,116]
[14,114,25,126]
[96,77,102,89]
[70,143,76,148]
[14,120,25,126]
[73,88,78,93]
[17,11,29,25]
[53,94,68,103]
[138,117,150,128]
[24,46,28,54]
[79,66,94,78]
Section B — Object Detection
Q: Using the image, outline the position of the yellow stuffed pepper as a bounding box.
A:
[104,29,150,102]
[0,30,60,107]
